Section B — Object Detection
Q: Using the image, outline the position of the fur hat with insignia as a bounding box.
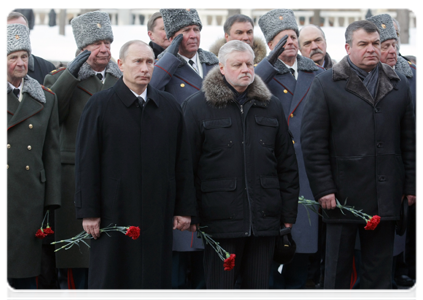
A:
[160,9,202,39]
[258,9,299,43]
[366,14,397,43]
[7,24,31,56]
[71,11,114,50]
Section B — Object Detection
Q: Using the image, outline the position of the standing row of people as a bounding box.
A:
[7,8,415,290]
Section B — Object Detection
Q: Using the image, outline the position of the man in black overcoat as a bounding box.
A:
[301,20,415,289]
[74,40,197,289]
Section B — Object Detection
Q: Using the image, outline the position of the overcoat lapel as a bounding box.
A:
[289,71,314,113]
[7,93,20,116]
[8,93,44,130]
[175,65,203,90]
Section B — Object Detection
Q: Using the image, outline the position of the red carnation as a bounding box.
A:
[35,229,47,239]
[364,215,381,230]
[223,254,236,271]
[44,227,54,235]
[125,226,140,240]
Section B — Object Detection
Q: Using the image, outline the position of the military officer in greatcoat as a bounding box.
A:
[43,11,122,289]
[254,9,325,288]
[149,8,220,289]
[7,23,61,289]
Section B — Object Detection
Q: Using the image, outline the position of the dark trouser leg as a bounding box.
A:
[13,277,38,300]
[203,238,243,289]
[58,268,88,289]
[189,251,206,289]
[37,244,59,289]
[359,221,395,289]
[352,249,361,289]
[280,253,310,289]
[239,236,275,289]
[324,223,357,289]
[171,251,188,289]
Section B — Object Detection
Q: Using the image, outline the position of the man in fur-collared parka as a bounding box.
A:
[209,14,267,65]
[7,23,61,289]
[254,8,324,289]
[182,40,299,289]
[43,10,122,289]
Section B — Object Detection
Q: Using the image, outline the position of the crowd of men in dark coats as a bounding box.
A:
[6,8,416,291]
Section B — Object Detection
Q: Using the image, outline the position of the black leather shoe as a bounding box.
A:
[395,275,415,287]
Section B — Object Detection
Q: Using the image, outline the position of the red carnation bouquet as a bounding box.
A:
[35,210,54,239]
[198,228,236,271]
[299,196,381,230]
[51,224,140,252]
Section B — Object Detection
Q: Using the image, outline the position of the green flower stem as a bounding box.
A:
[198,229,229,262]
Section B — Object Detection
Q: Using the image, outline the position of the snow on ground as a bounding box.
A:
[29,24,417,66]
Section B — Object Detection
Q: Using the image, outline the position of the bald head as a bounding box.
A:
[299,25,327,66]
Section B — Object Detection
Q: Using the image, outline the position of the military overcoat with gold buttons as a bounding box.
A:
[255,54,324,254]
[7,75,61,278]
[43,61,121,268]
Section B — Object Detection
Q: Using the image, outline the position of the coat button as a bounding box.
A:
[25,165,30,170]
[377,142,383,148]
[284,89,288,94]
[180,83,185,87]
[290,113,294,118]
[27,145,32,150]
[7,144,11,149]
[29,124,33,129]
[7,164,9,169]
[292,140,295,144]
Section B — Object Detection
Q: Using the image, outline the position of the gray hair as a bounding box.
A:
[147,12,163,32]
[223,14,254,35]
[218,40,255,65]
[345,20,379,45]
[119,40,153,60]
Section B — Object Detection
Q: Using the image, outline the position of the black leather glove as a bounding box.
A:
[267,35,288,65]
[166,34,183,56]
[67,50,91,78]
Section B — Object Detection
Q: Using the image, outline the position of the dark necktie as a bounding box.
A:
[13,88,20,98]
[96,73,103,81]
[137,96,145,107]
[289,68,296,79]
[189,59,198,73]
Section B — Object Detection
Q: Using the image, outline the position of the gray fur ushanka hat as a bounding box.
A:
[366,14,397,43]
[160,9,202,39]
[7,24,31,55]
[258,9,299,43]
[71,11,114,49]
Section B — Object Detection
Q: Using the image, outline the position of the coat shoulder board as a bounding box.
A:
[49,67,66,75]
[42,85,55,95]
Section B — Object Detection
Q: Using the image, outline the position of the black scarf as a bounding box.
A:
[223,76,249,105]
[347,56,379,100]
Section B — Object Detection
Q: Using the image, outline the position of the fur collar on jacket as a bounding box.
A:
[201,65,273,108]
[273,54,320,75]
[332,56,400,105]
[7,75,46,103]
[395,56,414,78]
[77,60,122,81]
[157,48,219,67]
[209,37,268,64]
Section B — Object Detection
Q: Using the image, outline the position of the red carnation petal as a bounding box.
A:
[35,229,47,239]
[44,227,54,235]
[125,226,141,240]
[223,254,236,271]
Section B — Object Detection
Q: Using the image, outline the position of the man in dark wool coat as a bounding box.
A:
[74,40,197,289]
[7,23,61,289]
[182,40,299,289]
[301,20,415,289]
[43,11,122,289]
